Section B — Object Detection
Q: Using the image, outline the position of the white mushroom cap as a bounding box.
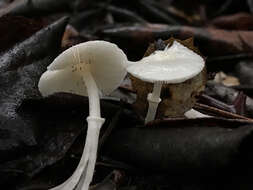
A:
[127,41,205,84]
[39,40,128,96]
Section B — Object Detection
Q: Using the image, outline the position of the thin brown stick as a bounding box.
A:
[194,103,253,121]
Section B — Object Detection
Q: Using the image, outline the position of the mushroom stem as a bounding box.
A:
[83,68,101,117]
[74,71,105,190]
[50,70,105,190]
[75,116,104,190]
[145,83,162,123]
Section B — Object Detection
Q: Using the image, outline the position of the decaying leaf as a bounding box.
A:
[0,15,44,53]
[99,24,253,58]
[103,118,253,175]
[205,81,253,117]
[0,17,68,167]
[210,13,253,30]
[3,0,75,17]
[236,60,253,86]
[61,24,79,48]
[0,93,140,188]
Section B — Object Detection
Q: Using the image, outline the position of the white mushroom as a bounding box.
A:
[38,41,127,190]
[184,109,211,118]
[127,41,205,123]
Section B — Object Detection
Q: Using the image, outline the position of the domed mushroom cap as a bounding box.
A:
[39,40,128,96]
[127,41,205,84]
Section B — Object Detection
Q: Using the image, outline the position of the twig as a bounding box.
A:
[248,0,253,14]
[139,0,180,25]
[207,53,253,63]
[194,103,253,121]
[103,4,148,23]
[198,94,236,113]
[211,0,233,17]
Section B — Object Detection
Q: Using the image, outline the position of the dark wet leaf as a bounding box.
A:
[172,0,247,19]
[138,0,180,25]
[99,24,253,59]
[232,85,253,98]
[0,0,253,189]
[0,17,68,165]
[0,112,82,188]
[236,60,253,86]
[69,9,103,31]
[91,170,124,190]
[210,13,253,30]
[205,81,253,117]
[211,0,233,17]
[103,118,253,175]
[0,92,140,189]
[0,0,10,8]
[2,0,77,17]
[100,4,147,23]
[248,0,253,13]
[0,15,44,53]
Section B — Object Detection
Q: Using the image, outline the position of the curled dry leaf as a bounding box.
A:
[130,37,206,118]
[61,24,79,49]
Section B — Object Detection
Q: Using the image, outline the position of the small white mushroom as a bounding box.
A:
[127,41,205,123]
[38,41,127,190]
[184,109,211,118]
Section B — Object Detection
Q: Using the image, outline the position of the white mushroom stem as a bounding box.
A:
[76,116,104,190]
[76,69,105,190]
[184,109,211,118]
[145,83,162,123]
[50,68,105,190]
[83,69,101,117]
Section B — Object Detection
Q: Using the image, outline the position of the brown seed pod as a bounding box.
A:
[130,37,207,118]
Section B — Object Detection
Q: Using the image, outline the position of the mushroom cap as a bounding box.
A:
[39,40,128,96]
[127,41,205,84]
